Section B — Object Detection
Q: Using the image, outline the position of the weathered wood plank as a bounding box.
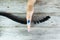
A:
[0,0,60,13]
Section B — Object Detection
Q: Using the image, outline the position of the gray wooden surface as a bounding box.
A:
[0,0,60,40]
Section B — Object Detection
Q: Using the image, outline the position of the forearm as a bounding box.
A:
[26,0,36,19]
